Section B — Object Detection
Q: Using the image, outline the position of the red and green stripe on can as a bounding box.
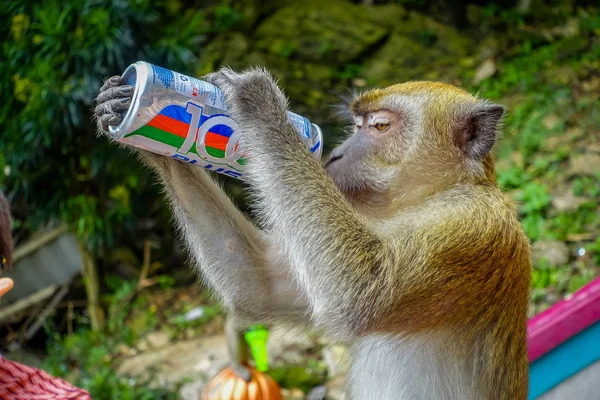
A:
[126,104,246,166]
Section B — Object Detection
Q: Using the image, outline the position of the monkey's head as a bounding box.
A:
[325,82,504,204]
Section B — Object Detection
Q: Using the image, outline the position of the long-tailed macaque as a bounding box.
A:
[95,68,531,399]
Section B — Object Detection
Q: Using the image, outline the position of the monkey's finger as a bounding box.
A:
[94,97,131,118]
[100,75,124,92]
[215,67,239,82]
[203,71,224,85]
[96,85,134,104]
[204,68,235,88]
[204,69,225,84]
[97,113,122,132]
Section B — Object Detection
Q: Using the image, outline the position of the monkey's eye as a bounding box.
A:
[374,122,390,132]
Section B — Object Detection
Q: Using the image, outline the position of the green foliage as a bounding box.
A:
[0,0,215,254]
[497,166,529,190]
[44,331,177,400]
[513,182,551,241]
[532,259,560,289]
[103,277,157,343]
[40,275,225,399]
[519,182,551,215]
[269,361,327,393]
[591,236,600,266]
[2,0,600,390]
[549,203,600,241]
[42,277,180,399]
[568,272,595,293]
[573,176,600,198]
[213,5,242,33]
[468,4,600,309]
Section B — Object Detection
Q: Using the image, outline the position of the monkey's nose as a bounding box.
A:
[324,153,343,167]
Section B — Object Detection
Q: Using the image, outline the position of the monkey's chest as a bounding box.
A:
[349,334,479,400]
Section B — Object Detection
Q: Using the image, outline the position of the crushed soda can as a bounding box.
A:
[107,61,323,180]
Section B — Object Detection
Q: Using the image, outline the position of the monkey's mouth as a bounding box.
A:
[324,153,343,168]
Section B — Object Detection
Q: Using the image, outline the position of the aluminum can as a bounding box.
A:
[107,61,323,180]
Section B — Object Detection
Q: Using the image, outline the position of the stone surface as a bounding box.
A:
[544,128,584,150]
[255,0,393,64]
[117,334,229,393]
[281,388,305,400]
[196,0,473,125]
[532,240,570,267]
[179,380,204,400]
[551,190,587,212]
[472,58,496,84]
[136,331,170,352]
[362,11,470,86]
[568,152,600,176]
[325,375,347,400]
[542,114,561,130]
[117,326,332,399]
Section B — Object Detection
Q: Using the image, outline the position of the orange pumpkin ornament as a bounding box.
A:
[201,364,282,400]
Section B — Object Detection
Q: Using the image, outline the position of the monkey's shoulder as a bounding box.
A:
[432,184,519,220]
[394,184,518,227]
[420,184,531,268]
[394,184,529,259]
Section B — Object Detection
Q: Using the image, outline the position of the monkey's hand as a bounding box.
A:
[204,68,306,161]
[94,76,134,134]
[204,68,389,334]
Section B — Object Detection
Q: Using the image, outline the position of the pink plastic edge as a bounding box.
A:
[527,276,600,362]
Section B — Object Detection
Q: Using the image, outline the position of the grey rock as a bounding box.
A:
[117,334,229,395]
[472,58,496,85]
[568,152,600,176]
[532,240,570,267]
[551,190,587,212]
[325,375,347,400]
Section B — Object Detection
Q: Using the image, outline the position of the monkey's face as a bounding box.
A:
[324,109,406,193]
[325,82,504,197]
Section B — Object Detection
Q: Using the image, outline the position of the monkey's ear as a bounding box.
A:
[455,103,505,159]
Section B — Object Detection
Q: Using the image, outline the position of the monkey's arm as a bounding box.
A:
[206,69,394,332]
[95,77,309,325]
[142,154,310,323]
[205,69,530,336]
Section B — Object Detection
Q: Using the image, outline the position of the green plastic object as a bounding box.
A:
[245,324,269,372]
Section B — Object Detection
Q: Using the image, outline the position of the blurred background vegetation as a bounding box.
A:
[1,0,599,398]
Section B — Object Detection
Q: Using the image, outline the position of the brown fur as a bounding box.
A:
[343,83,531,398]
[211,74,532,398]
[95,72,531,399]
